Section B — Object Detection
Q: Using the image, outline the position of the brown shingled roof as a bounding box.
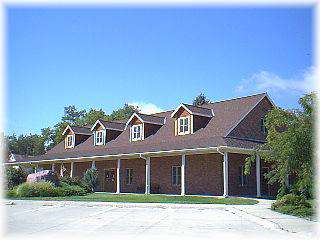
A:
[98,119,126,131]
[13,93,271,163]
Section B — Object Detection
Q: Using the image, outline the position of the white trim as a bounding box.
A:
[70,162,74,178]
[170,103,213,118]
[171,104,193,118]
[65,134,75,148]
[145,157,150,194]
[62,125,73,136]
[177,116,190,135]
[223,152,229,198]
[90,119,106,131]
[116,159,121,194]
[225,94,274,137]
[95,130,105,145]
[181,155,186,196]
[131,124,143,141]
[5,146,265,165]
[125,112,164,129]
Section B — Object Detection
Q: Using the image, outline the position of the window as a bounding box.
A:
[131,124,142,141]
[178,116,190,135]
[172,166,181,186]
[126,168,133,185]
[260,117,267,134]
[95,130,104,145]
[239,165,248,187]
[66,135,74,148]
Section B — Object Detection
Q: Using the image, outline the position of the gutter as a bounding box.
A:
[3,146,264,165]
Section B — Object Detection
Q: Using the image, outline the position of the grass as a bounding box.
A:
[7,193,258,205]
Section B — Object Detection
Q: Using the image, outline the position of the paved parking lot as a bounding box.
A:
[4,199,318,240]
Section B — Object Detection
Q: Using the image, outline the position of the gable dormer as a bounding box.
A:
[91,119,125,145]
[171,104,213,136]
[62,125,91,149]
[126,113,165,142]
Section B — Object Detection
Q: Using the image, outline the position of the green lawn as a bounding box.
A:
[7,193,258,205]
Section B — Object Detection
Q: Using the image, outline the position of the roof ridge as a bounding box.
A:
[138,112,166,119]
[182,103,212,110]
[207,92,267,105]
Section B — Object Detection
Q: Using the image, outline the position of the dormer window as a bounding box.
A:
[178,116,190,135]
[131,124,142,141]
[66,135,74,148]
[95,130,104,145]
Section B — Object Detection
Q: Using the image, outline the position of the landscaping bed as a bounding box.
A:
[6,193,258,205]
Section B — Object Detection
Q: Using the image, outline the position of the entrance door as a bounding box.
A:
[104,169,116,192]
[261,167,271,196]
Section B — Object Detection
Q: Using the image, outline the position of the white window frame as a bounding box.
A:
[126,168,133,185]
[131,124,143,141]
[172,166,181,186]
[178,116,190,135]
[95,130,104,145]
[66,134,74,148]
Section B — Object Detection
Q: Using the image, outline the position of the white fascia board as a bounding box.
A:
[170,104,193,118]
[62,125,73,135]
[90,119,106,131]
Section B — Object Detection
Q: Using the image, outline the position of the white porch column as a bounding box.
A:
[145,157,151,194]
[60,163,64,177]
[181,154,186,196]
[223,152,229,197]
[256,155,261,197]
[70,162,74,178]
[116,159,121,194]
[34,164,38,173]
[91,160,96,169]
[51,163,55,172]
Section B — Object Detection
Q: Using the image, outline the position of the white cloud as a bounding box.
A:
[236,66,316,94]
[129,102,163,114]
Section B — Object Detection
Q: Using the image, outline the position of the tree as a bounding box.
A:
[193,93,210,106]
[5,167,27,189]
[83,168,99,192]
[79,108,108,126]
[6,134,46,156]
[244,93,315,199]
[61,105,86,125]
[107,104,138,121]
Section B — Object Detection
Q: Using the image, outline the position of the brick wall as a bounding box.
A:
[120,158,145,193]
[228,97,273,141]
[186,154,223,195]
[150,156,181,194]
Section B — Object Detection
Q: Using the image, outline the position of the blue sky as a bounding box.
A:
[6,6,313,135]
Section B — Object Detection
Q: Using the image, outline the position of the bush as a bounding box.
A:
[83,168,99,192]
[272,193,311,209]
[6,187,17,198]
[6,167,27,189]
[271,194,313,218]
[60,176,91,193]
[57,183,87,196]
[16,181,58,197]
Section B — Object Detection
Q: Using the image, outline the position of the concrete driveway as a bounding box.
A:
[4,199,318,240]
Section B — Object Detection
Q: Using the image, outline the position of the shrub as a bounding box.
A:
[5,167,27,189]
[83,168,99,192]
[16,181,58,197]
[60,176,91,193]
[57,183,86,196]
[6,187,17,198]
[272,193,311,209]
